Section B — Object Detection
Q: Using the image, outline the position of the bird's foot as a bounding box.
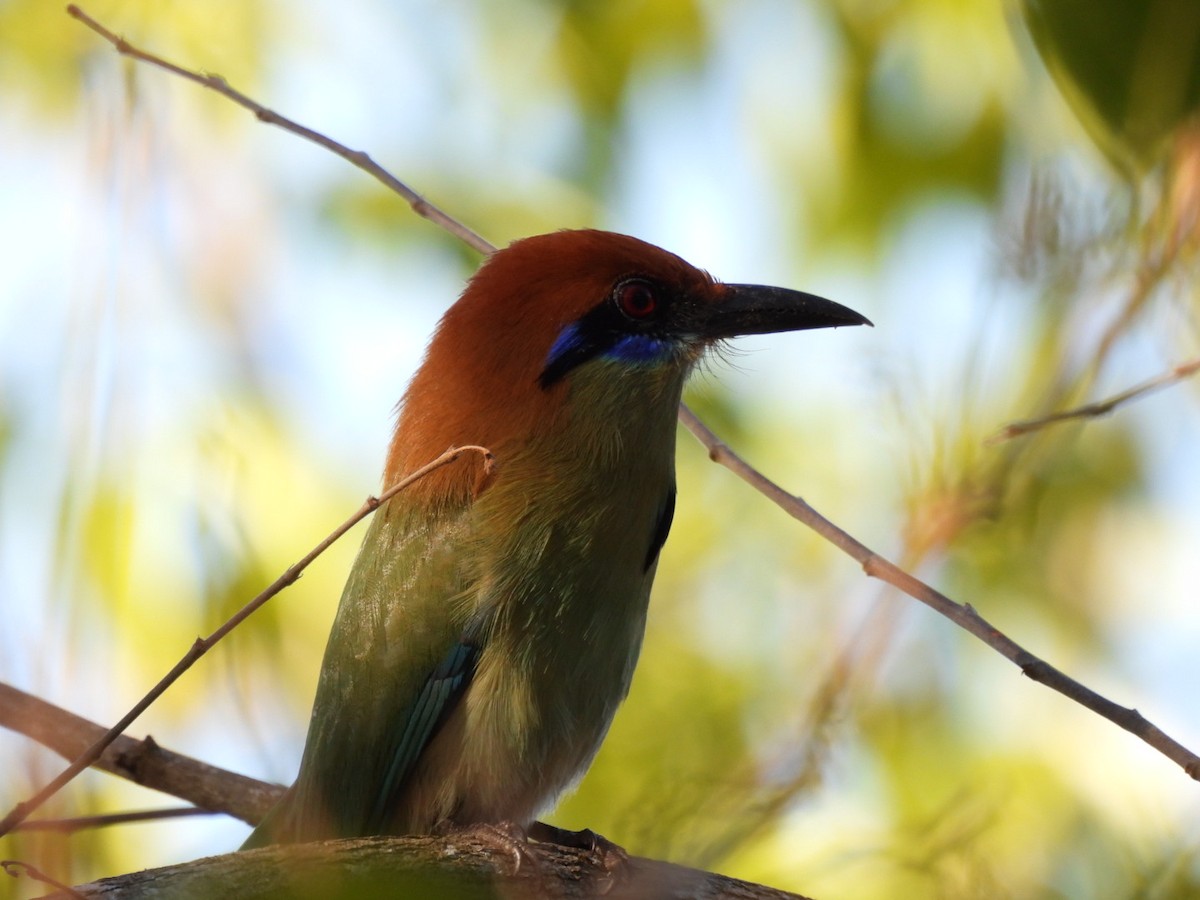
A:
[529,820,629,877]
[442,820,535,876]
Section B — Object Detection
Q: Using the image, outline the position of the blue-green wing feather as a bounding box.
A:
[368,639,478,829]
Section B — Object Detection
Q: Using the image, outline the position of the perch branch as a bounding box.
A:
[45,836,811,900]
[0,692,806,899]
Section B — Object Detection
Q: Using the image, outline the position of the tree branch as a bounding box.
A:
[32,836,811,900]
[0,683,283,825]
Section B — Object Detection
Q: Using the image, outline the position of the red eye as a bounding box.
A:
[616,280,658,319]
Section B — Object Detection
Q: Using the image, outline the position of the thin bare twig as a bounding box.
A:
[15,808,217,834]
[0,445,494,838]
[66,4,497,257]
[677,405,1200,780]
[991,356,1200,442]
[2,860,87,898]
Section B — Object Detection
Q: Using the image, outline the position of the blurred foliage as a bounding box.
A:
[551,0,709,183]
[0,0,273,115]
[815,0,1012,247]
[2,0,1200,898]
[1022,0,1200,175]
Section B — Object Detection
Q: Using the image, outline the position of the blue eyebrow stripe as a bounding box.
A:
[546,322,585,366]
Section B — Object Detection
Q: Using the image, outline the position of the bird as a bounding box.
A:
[242,228,869,849]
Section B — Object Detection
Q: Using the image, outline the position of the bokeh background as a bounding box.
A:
[3,0,1200,896]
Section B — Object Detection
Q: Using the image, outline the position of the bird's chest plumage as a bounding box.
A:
[427,376,681,823]
[469,438,672,738]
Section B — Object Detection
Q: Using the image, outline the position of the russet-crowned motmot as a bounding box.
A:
[244,229,868,847]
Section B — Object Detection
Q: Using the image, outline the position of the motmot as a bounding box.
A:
[244,229,868,848]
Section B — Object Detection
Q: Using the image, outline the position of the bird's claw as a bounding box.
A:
[445,820,536,876]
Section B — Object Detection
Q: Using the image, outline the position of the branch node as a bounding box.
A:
[1,859,85,898]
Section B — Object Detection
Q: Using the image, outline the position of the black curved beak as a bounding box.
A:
[700,283,872,339]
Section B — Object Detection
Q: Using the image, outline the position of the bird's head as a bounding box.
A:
[385,229,869,498]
